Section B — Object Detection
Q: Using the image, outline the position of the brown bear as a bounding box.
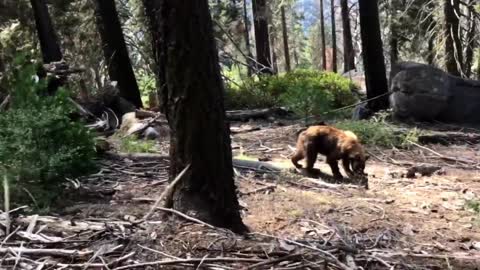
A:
[291,125,369,180]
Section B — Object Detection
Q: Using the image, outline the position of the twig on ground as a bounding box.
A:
[155,207,216,229]
[245,253,301,269]
[112,257,264,270]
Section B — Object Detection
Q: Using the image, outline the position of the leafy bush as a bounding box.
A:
[0,57,96,206]
[224,70,358,116]
[334,117,421,148]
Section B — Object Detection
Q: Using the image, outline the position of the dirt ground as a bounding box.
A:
[3,120,480,269]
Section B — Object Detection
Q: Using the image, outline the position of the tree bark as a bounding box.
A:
[243,0,254,76]
[330,0,337,72]
[389,0,398,67]
[252,0,273,74]
[340,0,355,72]
[30,0,62,64]
[94,0,143,108]
[444,0,462,77]
[319,0,327,70]
[464,2,476,78]
[359,0,389,112]
[142,0,248,234]
[280,6,291,72]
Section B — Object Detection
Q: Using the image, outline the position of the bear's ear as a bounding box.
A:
[365,154,370,161]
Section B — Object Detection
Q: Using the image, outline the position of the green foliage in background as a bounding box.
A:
[334,111,421,148]
[0,56,96,207]
[119,135,157,153]
[225,70,358,120]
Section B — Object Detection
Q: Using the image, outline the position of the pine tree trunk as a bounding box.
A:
[330,0,337,72]
[280,6,291,72]
[141,0,248,234]
[444,0,463,77]
[30,0,62,64]
[464,2,476,78]
[340,0,355,72]
[359,0,389,112]
[252,0,272,74]
[320,0,327,70]
[389,0,398,67]
[94,0,143,108]
[243,0,254,76]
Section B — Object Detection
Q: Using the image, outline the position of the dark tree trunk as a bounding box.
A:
[340,0,355,72]
[243,0,254,76]
[319,0,327,70]
[252,0,272,74]
[30,0,64,94]
[94,0,143,108]
[444,0,462,77]
[142,0,248,234]
[464,2,476,78]
[359,0,389,112]
[330,0,337,72]
[427,35,435,65]
[280,6,291,72]
[30,0,62,64]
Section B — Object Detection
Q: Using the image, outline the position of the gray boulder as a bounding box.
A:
[390,62,480,123]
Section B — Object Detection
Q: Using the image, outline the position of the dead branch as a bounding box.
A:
[113,257,264,270]
[138,164,191,223]
[0,94,10,111]
[0,247,92,257]
[155,207,216,230]
[226,108,290,121]
[232,159,282,172]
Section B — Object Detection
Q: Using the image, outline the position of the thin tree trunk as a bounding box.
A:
[280,6,291,72]
[340,0,355,72]
[444,0,463,77]
[330,0,337,72]
[358,0,389,112]
[252,0,272,74]
[30,0,62,64]
[142,0,248,234]
[464,2,476,78]
[389,0,398,67]
[94,0,143,108]
[271,34,278,74]
[320,0,327,70]
[243,0,254,76]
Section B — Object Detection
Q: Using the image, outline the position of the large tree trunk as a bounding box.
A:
[142,0,248,233]
[94,0,143,108]
[444,0,463,77]
[340,0,355,72]
[359,0,389,112]
[319,0,327,70]
[252,0,272,74]
[30,0,62,64]
[243,0,254,76]
[464,1,476,78]
[330,0,337,72]
[280,6,291,72]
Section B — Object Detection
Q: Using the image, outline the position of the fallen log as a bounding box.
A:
[226,107,291,121]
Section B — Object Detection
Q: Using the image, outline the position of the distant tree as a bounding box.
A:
[330,0,337,72]
[281,5,291,72]
[243,0,254,76]
[30,0,62,64]
[94,0,143,108]
[340,0,354,72]
[142,0,248,233]
[319,0,327,70]
[388,0,398,66]
[252,0,273,74]
[444,0,462,76]
[359,0,389,112]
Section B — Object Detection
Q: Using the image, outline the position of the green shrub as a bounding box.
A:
[334,118,420,148]
[0,56,96,207]
[224,69,358,115]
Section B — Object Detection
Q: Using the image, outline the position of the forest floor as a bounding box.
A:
[3,120,480,269]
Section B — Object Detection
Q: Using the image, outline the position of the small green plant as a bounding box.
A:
[466,200,480,214]
[0,55,96,207]
[334,118,420,148]
[119,135,157,153]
